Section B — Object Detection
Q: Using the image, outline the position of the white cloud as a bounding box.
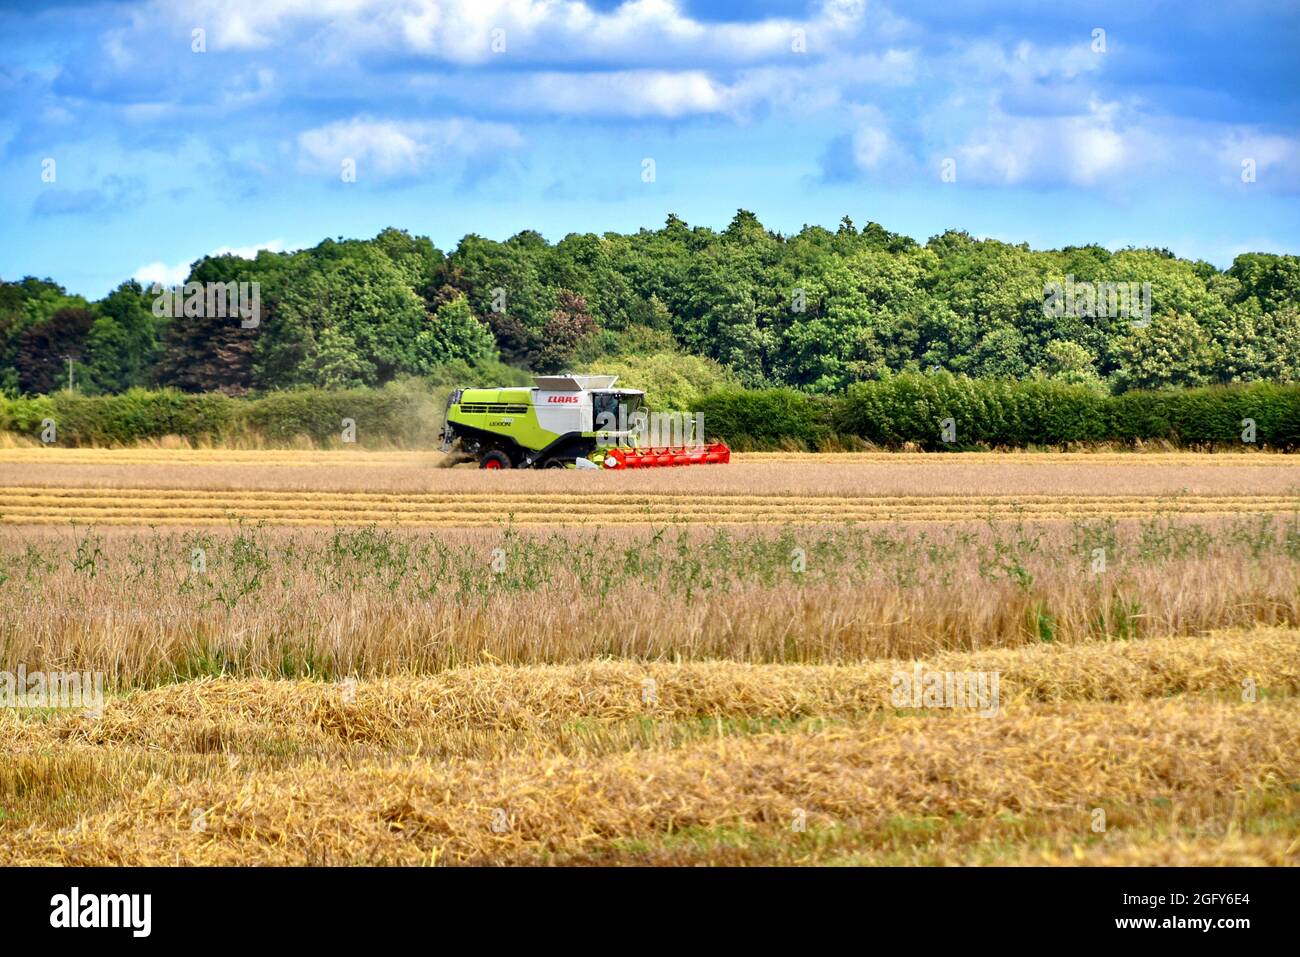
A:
[132,238,292,288]
[93,0,1297,201]
[467,48,914,119]
[958,38,1105,86]
[158,0,869,66]
[728,50,916,114]
[837,104,914,178]
[132,259,191,288]
[94,1,913,125]
[1217,130,1300,188]
[521,70,727,118]
[953,98,1141,187]
[210,238,289,258]
[946,100,1300,193]
[172,0,371,51]
[852,126,890,168]
[101,27,134,68]
[296,116,523,176]
[221,67,275,107]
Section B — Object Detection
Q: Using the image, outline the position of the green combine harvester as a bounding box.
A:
[438,374,730,470]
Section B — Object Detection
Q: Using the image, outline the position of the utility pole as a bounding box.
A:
[64,355,75,392]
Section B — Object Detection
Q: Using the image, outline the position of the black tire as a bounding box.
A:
[544,459,569,469]
[480,450,512,470]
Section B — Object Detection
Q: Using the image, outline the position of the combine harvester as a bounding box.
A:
[439,374,730,470]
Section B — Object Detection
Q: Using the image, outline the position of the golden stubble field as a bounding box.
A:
[1,448,1297,865]
[2,448,1298,525]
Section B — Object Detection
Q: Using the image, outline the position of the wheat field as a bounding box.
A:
[5,486,1299,525]
[2,447,1298,525]
[3,630,1297,865]
[0,448,1297,865]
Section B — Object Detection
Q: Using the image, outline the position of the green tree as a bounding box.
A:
[578,351,739,411]
[415,295,497,369]
[970,327,1031,379]
[9,216,1300,398]
[1110,312,1218,392]
[1038,339,1102,388]
[80,281,160,394]
[16,305,95,394]
[311,325,373,389]
[155,257,258,395]
[1227,253,1300,311]
[252,243,429,389]
[533,290,599,373]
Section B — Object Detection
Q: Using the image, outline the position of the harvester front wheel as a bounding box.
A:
[480,451,512,470]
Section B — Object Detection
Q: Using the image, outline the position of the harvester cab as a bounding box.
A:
[438,374,730,470]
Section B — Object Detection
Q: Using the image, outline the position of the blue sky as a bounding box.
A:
[2,0,1298,298]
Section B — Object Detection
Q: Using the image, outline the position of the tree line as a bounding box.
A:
[3,211,1298,398]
